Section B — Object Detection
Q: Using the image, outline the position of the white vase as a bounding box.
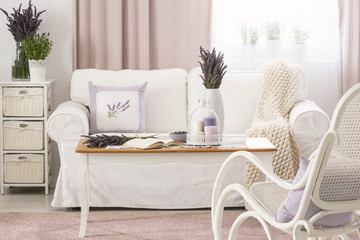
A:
[203,88,224,134]
[266,39,282,58]
[291,43,307,60]
[29,59,46,82]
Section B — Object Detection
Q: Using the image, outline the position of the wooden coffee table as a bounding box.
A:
[75,137,275,238]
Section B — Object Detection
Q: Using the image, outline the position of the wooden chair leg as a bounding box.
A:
[293,220,315,240]
[329,234,350,240]
[214,186,233,240]
[213,183,263,240]
[228,211,275,240]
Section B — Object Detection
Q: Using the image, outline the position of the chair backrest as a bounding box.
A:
[312,83,360,211]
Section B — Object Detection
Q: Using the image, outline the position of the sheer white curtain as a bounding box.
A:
[211,0,342,116]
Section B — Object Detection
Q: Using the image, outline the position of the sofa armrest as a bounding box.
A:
[289,100,330,158]
[47,101,89,142]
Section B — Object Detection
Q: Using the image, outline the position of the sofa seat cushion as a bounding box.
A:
[71,68,188,133]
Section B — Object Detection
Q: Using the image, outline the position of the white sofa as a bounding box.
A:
[48,67,330,208]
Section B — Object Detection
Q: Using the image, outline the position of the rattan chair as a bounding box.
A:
[212,83,360,240]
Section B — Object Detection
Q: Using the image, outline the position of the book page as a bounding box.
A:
[122,138,163,149]
[164,140,184,147]
[122,138,184,149]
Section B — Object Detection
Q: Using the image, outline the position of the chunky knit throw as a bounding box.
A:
[246,59,300,191]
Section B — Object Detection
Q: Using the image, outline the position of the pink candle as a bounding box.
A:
[204,126,217,136]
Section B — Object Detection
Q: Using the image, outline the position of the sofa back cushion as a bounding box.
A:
[71,68,188,133]
[188,67,306,134]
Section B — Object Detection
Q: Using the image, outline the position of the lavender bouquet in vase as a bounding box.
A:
[198,46,227,134]
[0,1,45,81]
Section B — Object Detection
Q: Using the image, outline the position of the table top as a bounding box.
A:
[0,79,54,86]
[75,137,276,153]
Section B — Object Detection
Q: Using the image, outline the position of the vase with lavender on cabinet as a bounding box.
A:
[0,1,45,81]
[199,46,227,135]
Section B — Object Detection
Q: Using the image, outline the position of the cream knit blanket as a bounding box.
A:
[246,59,300,190]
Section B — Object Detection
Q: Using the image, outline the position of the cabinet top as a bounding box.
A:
[0,79,54,86]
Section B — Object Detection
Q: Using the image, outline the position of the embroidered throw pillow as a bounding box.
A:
[89,82,147,134]
[275,156,353,226]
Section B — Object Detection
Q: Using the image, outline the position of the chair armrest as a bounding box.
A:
[289,100,330,158]
[47,101,89,142]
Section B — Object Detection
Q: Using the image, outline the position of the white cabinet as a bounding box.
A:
[0,80,54,194]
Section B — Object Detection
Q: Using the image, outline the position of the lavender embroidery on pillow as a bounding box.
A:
[107,100,130,118]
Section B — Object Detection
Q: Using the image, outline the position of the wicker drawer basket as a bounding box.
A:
[3,121,44,150]
[4,154,44,183]
[3,87,44,116]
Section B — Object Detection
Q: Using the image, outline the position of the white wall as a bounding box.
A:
[0,0,73,184]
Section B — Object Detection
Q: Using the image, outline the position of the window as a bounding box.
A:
[211,0,341,115]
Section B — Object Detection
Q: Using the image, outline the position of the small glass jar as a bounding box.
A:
[12,41,30,81]
[187,94,222,146]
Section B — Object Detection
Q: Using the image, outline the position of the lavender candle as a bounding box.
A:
[203,117,216,127]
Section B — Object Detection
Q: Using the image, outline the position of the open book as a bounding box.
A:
[122,138,185,150]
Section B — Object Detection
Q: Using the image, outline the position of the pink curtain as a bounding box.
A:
[338,0,360,92]
[73,0,211,71]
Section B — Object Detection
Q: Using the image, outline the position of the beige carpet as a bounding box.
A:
[0,210,358,240]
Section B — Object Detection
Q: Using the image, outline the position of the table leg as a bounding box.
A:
[254,152,273,181]
[79,153,89,238]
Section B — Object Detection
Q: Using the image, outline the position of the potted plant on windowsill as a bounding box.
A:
[250,27,259,46]
[292,26,310,60]
[22,33,53,82]
[241,25,259,46]
[265,21,281,57]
